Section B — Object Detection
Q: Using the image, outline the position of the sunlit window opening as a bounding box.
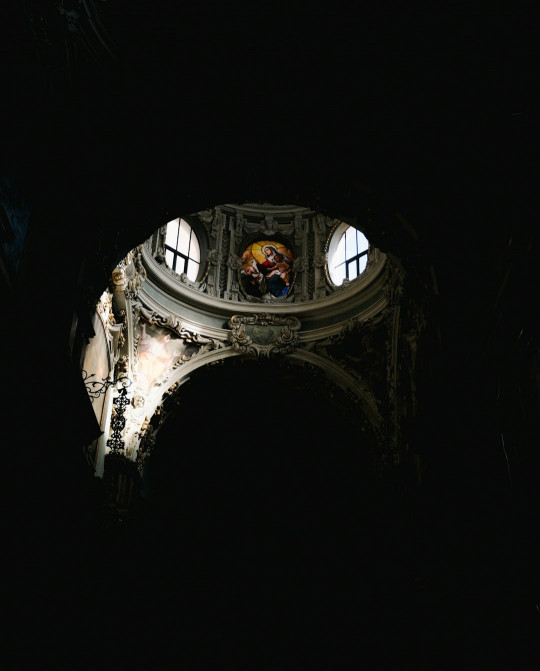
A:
[329,225,369,285]
[164,218,201,281]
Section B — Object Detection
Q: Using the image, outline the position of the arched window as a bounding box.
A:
[328,224,369,285]
[164,218,201,281]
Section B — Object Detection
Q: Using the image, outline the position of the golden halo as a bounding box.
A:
[248,240,293,264]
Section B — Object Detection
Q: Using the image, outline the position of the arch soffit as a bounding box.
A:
[140,345,382,445]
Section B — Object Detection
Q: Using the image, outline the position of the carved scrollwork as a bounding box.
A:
[228,313,301,357]
[136,305,183,333]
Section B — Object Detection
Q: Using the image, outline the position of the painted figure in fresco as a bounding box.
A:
[264,252,292,287]
[137,323,184,390]
[257,245,293,297]
[243,258,263,283]
[240,242,294,298]
[260,245,280,267]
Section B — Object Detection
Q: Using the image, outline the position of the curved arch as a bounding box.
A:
[153,345,382,430]
[288,349,381,431]
[140,352,382,497]
[132,345,383,471]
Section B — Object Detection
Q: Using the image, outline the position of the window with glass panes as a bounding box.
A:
[164,218,201,281]
[331,226,369,285]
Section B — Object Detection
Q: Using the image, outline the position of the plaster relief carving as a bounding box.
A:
[136,422,156,472]
[294,255,307,272]
[114,355,129,381]
[313,251,326,269]
[234,215,245,243]
[227,253,242,270]
[125,246,147,298]
[207,248,220,265]
[123,394,148,458]
[315,274,328,299]
[198,209,214,225]
[111,267,127,290]
[136,304,183,333]
[96,289,117,344]
[228,313,300,357]
[261,216,278,235]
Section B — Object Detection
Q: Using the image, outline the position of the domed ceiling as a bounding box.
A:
[83,201,425,481]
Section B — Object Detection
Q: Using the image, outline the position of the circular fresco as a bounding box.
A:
[240,240,295,298]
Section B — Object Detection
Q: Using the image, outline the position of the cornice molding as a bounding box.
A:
[221,204,313,216]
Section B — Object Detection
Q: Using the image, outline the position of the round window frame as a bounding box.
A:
[162,215,210,284]
[326,221,370,287]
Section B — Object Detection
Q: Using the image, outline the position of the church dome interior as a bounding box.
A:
[2,3,538,666]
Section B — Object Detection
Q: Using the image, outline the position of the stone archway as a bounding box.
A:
[141,355,380,547]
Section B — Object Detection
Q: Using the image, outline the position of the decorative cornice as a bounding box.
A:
[222,204,312,215]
